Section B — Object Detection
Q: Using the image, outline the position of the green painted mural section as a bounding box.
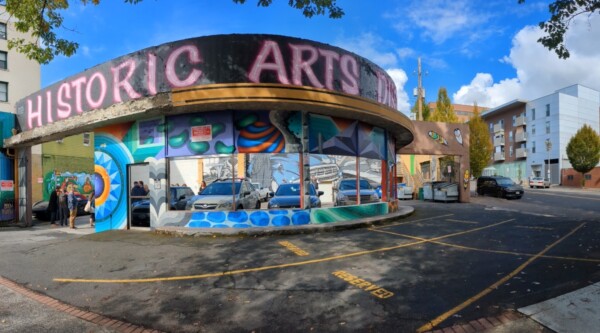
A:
[310,203,389,223]
[41,134,95,200]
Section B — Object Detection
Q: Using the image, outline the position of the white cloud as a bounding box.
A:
[404,0,490,44]
[386,68,411,116]
[453,14,600,107]
[334,33,398,68]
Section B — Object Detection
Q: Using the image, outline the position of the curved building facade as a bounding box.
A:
[9,34,415,231]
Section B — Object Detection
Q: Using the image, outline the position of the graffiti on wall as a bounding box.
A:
[43,171,95,200]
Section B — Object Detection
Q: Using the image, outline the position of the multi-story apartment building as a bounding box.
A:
[480,100,528,183]
[482,84,600,187]
[0,7,42,203]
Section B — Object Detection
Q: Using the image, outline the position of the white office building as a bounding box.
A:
[526,85,600,184]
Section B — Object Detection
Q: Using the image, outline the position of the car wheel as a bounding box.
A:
[255,200,261,209]
[530,186,533,188]
[477,189,483,196]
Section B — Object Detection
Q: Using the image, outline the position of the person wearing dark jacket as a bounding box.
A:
[47,186,60,226]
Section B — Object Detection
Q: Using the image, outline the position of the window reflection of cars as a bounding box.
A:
[477,176,524,199]
[252,182,270,202]
[529,177,550,189]
[186,179,261,211]
[170,186,195,210]
[268,183,324,209]
[333,179,380,206]
[131,200,150,227]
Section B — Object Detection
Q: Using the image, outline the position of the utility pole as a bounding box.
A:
[416,57,423,121]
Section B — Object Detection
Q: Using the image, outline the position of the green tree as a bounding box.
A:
[566,124,600,187]
[0,0,343,64]
[429,88,459,123]
[410,96,431,121]
[468,104,493,177]
[519,0,600,59]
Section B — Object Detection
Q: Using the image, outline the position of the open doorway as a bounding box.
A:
[127,163,149,229]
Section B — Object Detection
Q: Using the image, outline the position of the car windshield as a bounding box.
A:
[275,184,316,196]
[339,180,372,190]
[200,182,241,195]
[497,178,514,186]
[532,177,543,181]
[175,188,194,198]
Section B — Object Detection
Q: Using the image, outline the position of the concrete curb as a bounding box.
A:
[154,206,415,237]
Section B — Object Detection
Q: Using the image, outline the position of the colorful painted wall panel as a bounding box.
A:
[308,114,358,156]
[310,203,389,224]
[182,203,388,229]
[166,111,235,157]
[234,110,301,154]
[358,123,386,160]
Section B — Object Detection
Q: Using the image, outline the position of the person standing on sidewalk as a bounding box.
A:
[67,186,78,229]
[88,192,95,227]
[58,188,69,227]
[47,186,59,226]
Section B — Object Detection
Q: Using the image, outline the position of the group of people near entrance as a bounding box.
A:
[46,186,95,229]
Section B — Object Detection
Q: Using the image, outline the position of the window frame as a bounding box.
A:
[0,81,7,102]
[0,23,6,40]
[0,51,6,70]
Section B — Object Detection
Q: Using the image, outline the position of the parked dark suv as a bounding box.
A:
[476,176,524,199]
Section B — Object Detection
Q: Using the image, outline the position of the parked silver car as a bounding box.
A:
[529,177,550,188]
[186,179,261,211]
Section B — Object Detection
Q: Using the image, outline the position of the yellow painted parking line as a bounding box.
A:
[371,213,454,229]
[515,225,554,231]
[378,230,600,264]
[54,216,506,284]
[370,219,515,243]
[278,241,309,256]
[445,219,479,225]
[416,222,586,332]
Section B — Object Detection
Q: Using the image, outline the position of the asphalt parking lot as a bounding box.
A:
[1,193,599,332]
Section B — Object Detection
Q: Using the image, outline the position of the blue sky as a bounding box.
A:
[42,0,600,117]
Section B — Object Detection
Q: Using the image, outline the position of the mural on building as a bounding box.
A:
[94,110,398,231]
[42,171,94,200]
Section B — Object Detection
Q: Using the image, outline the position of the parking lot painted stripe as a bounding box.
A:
[416,222,586,333]
[332,270,394,299]
[54,217,506,284]
[371,214,454,229]
[515,225,554,231]
[445,219,479,225]
[386,232,600,264]
[370,218,515,243]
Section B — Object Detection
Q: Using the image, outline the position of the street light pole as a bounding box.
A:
[545,139,552,183]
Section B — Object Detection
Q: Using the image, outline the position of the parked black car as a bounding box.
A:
[170,186,195,210]
[32,193,89,220]
[476,176,524,199]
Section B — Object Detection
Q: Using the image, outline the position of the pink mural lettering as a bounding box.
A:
[165,45,203,88]
[290,44,323,88]
[318,49,340,90]
[377,71,397,109]
[340,55,359,95]
[27,96,43,129]
[86,72,107,109]
[45,91,53,124]
[147,53,157,95]
[57,83,72,119]
[249,40,290,84]
[111,59,142,103]
[70,77,87,114]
